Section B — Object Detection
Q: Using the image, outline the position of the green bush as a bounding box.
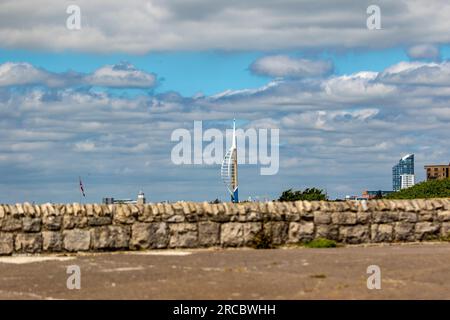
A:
[278,188,328,201]
[304,238,337,248]
[386,178,450,199]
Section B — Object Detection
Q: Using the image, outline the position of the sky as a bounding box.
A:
[1,0,450,203]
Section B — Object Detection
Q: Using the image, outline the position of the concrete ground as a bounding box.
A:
[0,242,449,300]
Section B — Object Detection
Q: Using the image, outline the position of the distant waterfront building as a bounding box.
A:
[392,154,414,191]
[102,191,146,205]
[400,174,415,190]
[361,190,393,199]
[424,163,450,181]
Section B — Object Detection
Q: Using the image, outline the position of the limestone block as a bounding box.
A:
[15,233,42,253]
[338,225,369,244]
[0,233,14,255]
[288,222,314,243]
[22,217,42,232]
[42,231,63,251]
[130,222,169,249]
[63,229,90,251]
[90,226,130,249]
[169,223,198,248]
[198,221,220,246]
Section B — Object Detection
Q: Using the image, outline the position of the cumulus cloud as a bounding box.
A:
[0,62,74,87]
[407,44,440,60]
[1,0,450,53]
[86,62,156,88]
[0,58,450,203]
[250,55,333,78]
[0,62,157,89]
[377,61,450,85]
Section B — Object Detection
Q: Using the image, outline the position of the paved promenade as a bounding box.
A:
[0,243,449,299]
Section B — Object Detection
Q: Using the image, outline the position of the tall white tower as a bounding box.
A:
[221,119,239,202]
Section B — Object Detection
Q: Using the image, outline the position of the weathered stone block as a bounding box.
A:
[417,212,435,222]
[221,223,244,247]
[43,215,62,230]
[263,221,288,245]
[338,225,369,244]
[371,224,393,242]
[63,229,90,251]
[287,222,314,243]
[331,212,357,225]
[0,233,14,255]
[437,211,450,222]
[1,217,22,231]
[15,233,42,253]
[198,221,220,246]
[399,212,417,223]
[372,211,398,223]
[313,211,331,224]
[23,217,41,232]
[166,214,185,223]
[441,222,450,237]
[42,231,62,251]
[63,215,88,229]
[90,226,130,249]
[169,223,198,248]
[113,205,136,224]
[316,224,339,240]
[415,222,440,240]
[356,211,370,224]
[130,222,169,249]
[243,222,263,245]
[87,216,112,226]
[394,222,415,241]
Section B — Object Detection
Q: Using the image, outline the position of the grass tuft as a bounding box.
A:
[304,238,337,248]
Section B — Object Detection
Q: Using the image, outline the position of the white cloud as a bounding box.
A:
[0,62,157,89]
[250,55,333,78]
[407,44,440,60]
[86,62,156,88]
[0,0,450,53]
[378,61,450,85]
[0,59,450,202]
[0,62,59,87]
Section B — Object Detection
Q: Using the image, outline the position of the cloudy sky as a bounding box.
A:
[1,0,450,203]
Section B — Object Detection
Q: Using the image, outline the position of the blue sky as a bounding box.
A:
[1,0,450,203]
[0,47,422,96]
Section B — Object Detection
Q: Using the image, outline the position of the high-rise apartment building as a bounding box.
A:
[392,154,414,191]
[400,174,415,189]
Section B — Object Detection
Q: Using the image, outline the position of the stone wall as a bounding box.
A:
[0,199,450,255]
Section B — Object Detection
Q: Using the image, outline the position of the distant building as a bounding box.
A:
[392,154,414,191]
[102,191,146,205]
[424,163,450,181]
[345,195,366,201]
[361,190,393,199]
[137,191,146,205]
[400,174,415,189]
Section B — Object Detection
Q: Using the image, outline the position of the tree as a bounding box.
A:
[386,178,450,199]
[278,188,327,201]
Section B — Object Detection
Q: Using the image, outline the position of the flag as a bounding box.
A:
[79,177,86,197]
